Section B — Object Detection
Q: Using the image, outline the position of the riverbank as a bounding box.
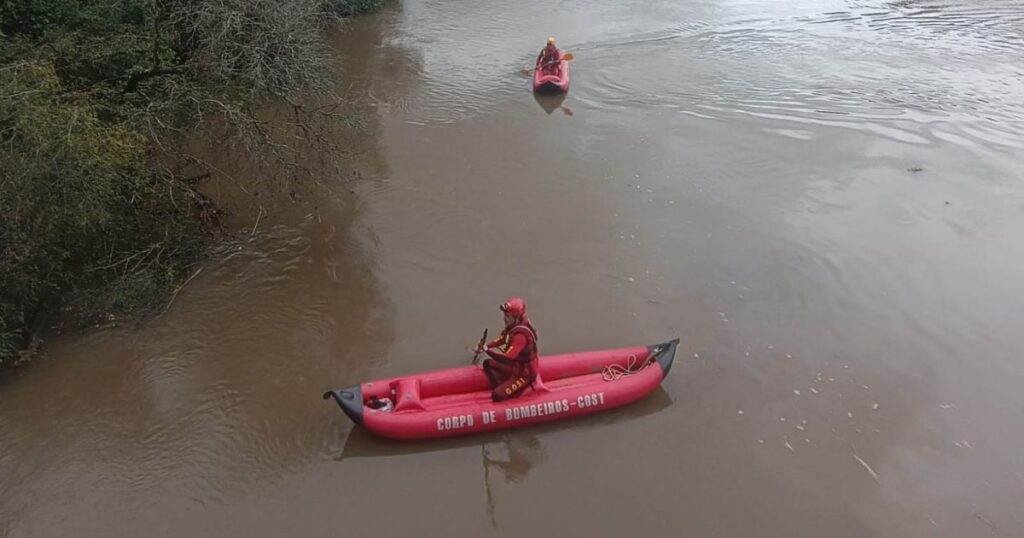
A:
[0,0,389,366]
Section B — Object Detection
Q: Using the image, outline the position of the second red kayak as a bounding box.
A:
[533,58,570,94]
[324,339,677,441]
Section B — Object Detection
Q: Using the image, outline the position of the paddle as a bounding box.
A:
[519,52,574,75]
[471,328,489,365]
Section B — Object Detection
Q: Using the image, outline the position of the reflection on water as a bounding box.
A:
[533,92,573,116]
[481,434,545,528]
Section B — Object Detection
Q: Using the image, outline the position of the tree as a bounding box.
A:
[0,0,385,363]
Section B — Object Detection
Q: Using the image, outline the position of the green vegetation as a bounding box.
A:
[0,0,384,363]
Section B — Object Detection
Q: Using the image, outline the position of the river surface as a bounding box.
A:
[3,0,1024,536]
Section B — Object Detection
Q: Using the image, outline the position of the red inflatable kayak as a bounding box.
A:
[324,339,677,440]
[533,57,570,94]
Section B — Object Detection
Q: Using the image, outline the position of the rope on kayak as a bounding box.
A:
[602,352,655,382]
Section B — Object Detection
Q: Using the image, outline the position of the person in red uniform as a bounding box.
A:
[476,297,540,401]
[537,37,563,75]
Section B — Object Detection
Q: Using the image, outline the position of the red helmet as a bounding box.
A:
[499,297,527,318]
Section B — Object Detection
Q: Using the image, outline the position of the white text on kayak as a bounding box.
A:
[435,393,606,431]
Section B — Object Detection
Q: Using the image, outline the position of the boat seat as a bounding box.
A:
[392,378,425,412]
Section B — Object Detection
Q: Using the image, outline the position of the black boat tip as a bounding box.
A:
[323,386,364,426]
[648,338,679,378]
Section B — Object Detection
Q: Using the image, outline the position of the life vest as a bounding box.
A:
[539,46,562,71]
[499,322,539,378]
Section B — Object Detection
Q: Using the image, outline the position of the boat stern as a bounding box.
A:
[323,386,364,426]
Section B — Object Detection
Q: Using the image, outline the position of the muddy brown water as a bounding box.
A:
[3,0,1024,536]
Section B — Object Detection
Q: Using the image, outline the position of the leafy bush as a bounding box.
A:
[0,0,387,363]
